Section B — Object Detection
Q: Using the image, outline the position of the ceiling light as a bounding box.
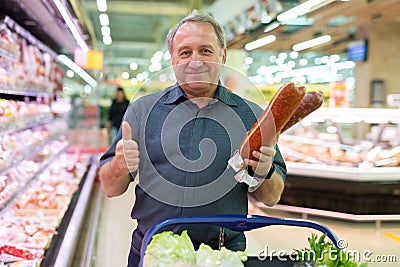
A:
[84,85,92,94]
[103,35,112,45]
[121,72,129,80]
[278,52,287,59]
[53,0,88,52]
[314,57,322,65]
[244,56,254,65]
[326,125,338,134]
[264,22,279,33]
[245,35,276,51]
[66,69,74,78]
[277,0,327,22]
[290,51,298,60]
[99,13,109,26]
[299,58,308,66]
[275,57,285,65]
[96,0,107,12]
[130,62,138,71]
[101,26,110,36]
[330,54,341,62]
[57,55,97,87]
[159,74,168,83]
[131,78,138,85]
[163,51,171,61]
[292,35,331,51]
[154,51,163,60]
[151,56,161,64]
[281,17,314,26]
[136,73,144,82]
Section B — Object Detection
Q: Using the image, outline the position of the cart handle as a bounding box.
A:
[139,214,340,265]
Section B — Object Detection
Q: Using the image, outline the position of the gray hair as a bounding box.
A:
[166,10,226,55]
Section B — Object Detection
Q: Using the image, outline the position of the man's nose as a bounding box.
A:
[188,53,203,67]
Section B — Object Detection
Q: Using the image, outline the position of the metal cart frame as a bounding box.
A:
[139,214,340,267]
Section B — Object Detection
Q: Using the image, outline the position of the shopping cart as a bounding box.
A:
[139,214,340,267]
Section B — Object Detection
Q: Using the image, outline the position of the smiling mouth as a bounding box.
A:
[185,70,209,75]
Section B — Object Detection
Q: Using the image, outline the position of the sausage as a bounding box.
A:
[239,82,305,161]
[281,91,323,132]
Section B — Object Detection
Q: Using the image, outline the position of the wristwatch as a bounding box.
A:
[253,164,275,180]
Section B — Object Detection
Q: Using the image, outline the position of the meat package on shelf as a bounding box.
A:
[0,151,91,265]
[0,138,68,209]
[0,99,52,129]
[277,107,400,169]
[0,15,63,94]
[0,118,68,172]
[279,134,400,168]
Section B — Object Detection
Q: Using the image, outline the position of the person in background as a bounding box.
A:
[99,10,286,267]
[106,87,130,144]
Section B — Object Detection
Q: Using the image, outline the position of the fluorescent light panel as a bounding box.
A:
[101,26,111,36]
[57,55,98,87]
[53,0,88,52]
[264,22,280,33]
[96,0,107,12]
[292,35,331,51]
[103,35,112,45]
[245,35,276,51]
[99,14,109,26]
[277,0,326,22]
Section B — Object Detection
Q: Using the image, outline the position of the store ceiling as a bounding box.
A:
[80,0,400,81]
[1,0,400,84]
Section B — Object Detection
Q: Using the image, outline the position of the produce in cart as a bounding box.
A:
[143,230,247,267]
[294,233,368,267]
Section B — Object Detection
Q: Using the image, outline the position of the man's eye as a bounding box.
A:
[201,49,212,54]
[180,51,190,56]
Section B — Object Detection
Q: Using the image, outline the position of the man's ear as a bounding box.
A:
[221,48,227,64]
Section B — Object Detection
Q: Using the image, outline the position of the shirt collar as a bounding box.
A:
[163,84,187,104]
[164,82,237,106]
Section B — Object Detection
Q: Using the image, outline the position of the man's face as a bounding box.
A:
[171,21,226,98]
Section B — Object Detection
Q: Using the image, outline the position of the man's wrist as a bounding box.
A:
[253,164,275,180]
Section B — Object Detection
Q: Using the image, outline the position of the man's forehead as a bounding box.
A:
[174,22,217,43]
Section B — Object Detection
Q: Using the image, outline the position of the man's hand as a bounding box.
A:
[115,121,139,174]
[245,146,275,177]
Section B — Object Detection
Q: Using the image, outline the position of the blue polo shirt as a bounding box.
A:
[100,83,286,244]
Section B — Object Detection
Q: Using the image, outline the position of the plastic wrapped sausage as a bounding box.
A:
[281,91,324,133]
[239,82,306,161]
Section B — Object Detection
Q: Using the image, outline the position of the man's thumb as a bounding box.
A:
[121,121,132,140]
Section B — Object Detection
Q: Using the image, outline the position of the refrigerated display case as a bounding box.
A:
[0,15,100,266]
[270,107,400,221]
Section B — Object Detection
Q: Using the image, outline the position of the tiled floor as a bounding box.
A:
[92,184,400,267]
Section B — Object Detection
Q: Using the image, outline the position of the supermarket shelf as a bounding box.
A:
[0,141,68,214]
[286,161,400,182]
[0,131,68,177]
[0,15,57,58]
[0,89,54,101]
[52,159,99,267]
[0,47,19,62]
[0,114,54,135]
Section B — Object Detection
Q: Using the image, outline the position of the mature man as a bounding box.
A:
[99,10,286,267]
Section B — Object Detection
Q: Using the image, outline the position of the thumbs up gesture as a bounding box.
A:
[115,121,139,174]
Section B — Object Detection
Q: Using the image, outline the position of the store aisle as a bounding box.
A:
[93,183,137,267]
[93,191,399,267]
